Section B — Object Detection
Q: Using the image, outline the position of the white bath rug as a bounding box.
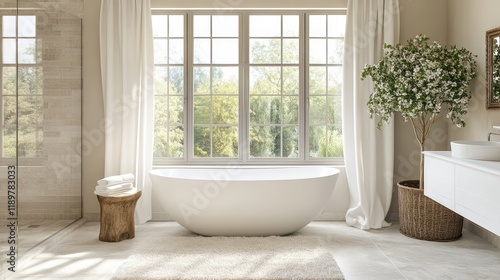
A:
[111,235,344,280]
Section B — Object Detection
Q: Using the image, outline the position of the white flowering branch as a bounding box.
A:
[361,35,477,189]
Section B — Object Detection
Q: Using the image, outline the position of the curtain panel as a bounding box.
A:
[342,0,400,229]
[100,0,154,224]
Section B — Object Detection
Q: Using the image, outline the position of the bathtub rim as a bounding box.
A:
[150,165,340,182]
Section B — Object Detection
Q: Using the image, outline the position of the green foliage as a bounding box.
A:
[309,127,343,158]
[320,128,343,158]
[361,34,477,129]
[248,94,300,158]
[193,70,239,158]
[212,126,238,157]
[248,39,300,158]
[153,68,185,158]
[2,66,43,157]
[308,66,343,158]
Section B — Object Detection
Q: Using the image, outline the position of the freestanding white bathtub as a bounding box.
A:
[149,166,339,236]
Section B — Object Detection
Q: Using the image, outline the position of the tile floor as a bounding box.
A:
[5,221,500,280]
[17,219,76,256]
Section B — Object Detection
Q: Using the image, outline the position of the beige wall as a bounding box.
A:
[447,0,500,247]
[82,0,104,220]
[151,0,347,9]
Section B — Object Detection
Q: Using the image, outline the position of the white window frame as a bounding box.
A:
[152,10,346,166]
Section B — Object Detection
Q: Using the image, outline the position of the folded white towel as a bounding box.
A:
[97,173,135,187]
[94,187,138,197]
[95,182,134,193]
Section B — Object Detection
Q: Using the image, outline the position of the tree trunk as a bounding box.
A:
[419,144,425,189]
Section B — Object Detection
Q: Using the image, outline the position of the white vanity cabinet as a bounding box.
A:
[423,151,500,236]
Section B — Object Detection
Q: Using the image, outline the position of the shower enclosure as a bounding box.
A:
[0,0,82,266]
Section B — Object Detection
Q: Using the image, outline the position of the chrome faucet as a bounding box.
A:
[488,132,500,141]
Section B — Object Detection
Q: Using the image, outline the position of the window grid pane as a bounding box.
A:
[249,15,299,159]
[2,15,43,158]
[193,15,239,159]
[308,14,346,159]
[153,15,185,158]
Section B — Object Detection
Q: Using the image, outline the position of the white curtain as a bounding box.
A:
[342,0,400,229]
[99,0,154,224]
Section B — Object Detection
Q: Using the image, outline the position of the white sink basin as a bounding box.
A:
[451,140,500,161]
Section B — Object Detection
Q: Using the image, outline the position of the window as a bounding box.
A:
[249,15,300,158]
[307,15,345,158]
[152,14,185,158]
[193,15,240,158]
[152,11,345,164]
[1,15,43,158]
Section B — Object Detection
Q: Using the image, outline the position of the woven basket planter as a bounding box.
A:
[398,180,463,241]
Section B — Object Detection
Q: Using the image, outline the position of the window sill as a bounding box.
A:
[153,158,345,167]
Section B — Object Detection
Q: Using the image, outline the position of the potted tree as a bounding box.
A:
[361,35,477,241]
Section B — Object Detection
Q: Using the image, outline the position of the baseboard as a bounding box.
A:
[315,212,346,221]
[385,212,399,223]
[152,212,173,221]
[84,212,100,222]
[464,219,500,249]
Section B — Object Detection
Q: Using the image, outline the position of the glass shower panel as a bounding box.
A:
[1,0,82,264]
[0,0,19,274]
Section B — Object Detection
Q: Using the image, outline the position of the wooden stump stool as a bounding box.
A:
[97,191,142,242]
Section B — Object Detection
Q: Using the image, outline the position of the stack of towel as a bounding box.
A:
[94,173,137,197]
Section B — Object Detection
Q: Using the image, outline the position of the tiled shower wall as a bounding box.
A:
[0,0,83,220]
